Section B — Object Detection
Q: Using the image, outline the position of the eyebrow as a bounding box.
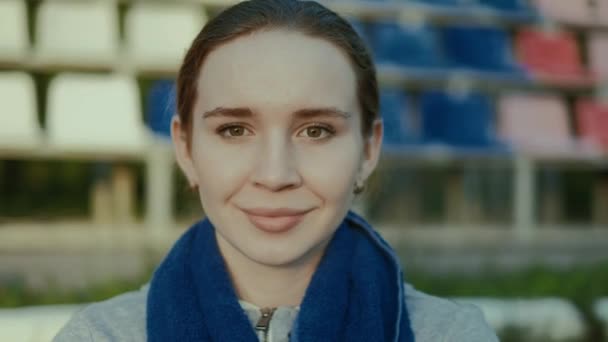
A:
[294,108,352,119]
[202,107,253,119]
[202,106,352,119]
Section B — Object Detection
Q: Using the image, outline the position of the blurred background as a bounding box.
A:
[1,0,608,341]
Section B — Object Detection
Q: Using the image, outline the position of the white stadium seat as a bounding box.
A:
[595,298,608,338]
[125,3,207,72]
[35,1,119,68]
[0,72,41,147]
[0,304,84,342]
[0,0,29,63]
[0,304,83,342]
[456,297,585,341]
[47,73,148,153]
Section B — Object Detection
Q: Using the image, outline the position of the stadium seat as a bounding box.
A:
[125,3,207,72]
[0,305,83,342]
[35,1,119,68]
[368,22,443,69]
[46,74,147,152]
[379,88,415,148]
[515,28,590,84]
[0,0,28,63]
[497,94,573,153]
[575,99,608,150]
[475,0,531,13]
[146,80,176,138]
[0,72,41,147]
[461,298,586,341]
[533,0,593,25]
[420,90,495,147]
[588,33,608,79]
[441,26,521,73]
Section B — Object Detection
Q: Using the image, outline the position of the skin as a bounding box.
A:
[172,29,383,308]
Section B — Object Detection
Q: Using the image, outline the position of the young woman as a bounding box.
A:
[55,0,498,341]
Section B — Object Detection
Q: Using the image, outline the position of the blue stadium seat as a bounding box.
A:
[440,26,520,73]
[146,80,176,138]
[368,22,443,68]
[420,90,494,147]
[379,88,415,148]
[475,0,530,12]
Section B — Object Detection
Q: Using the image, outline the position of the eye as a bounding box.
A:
[217,124,252,138]
[297,124,335,139]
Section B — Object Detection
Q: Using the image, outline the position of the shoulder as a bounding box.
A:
[53,284,148,342]
[53,282,498,341]
[404,282,499,342]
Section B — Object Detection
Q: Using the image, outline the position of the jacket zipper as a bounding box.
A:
[255,307,277,342]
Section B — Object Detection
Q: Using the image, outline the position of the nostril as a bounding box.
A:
[253,177,299,192]
[252,151,301,191]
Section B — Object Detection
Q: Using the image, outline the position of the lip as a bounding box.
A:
[240,207,313,234]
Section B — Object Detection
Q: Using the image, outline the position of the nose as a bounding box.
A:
[251,135,302,192]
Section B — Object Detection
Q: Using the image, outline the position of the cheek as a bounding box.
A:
[295,136,361,200]
[189,133,257,197]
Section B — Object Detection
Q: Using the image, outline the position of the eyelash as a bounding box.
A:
[299,123,336,140]
[216,123,252,138]
[215,123,336,140]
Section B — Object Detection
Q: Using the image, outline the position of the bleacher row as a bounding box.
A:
[1,0,608,229]
[360,14,608,85]
[1,0,608,154]
[0,72,165,154]
[380,89,608,156]
[3,70,608,157]
[0,0,206,72]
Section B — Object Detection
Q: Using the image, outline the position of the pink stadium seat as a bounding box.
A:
[576,99,608,150]
[497,94,573,154]
[533,0,593,25]
[515,28,592,85]
[588,33,608,79]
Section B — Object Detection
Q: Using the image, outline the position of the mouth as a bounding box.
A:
[240,207,314,234]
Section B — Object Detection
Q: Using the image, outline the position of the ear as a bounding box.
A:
[359,119,383,182]
[171,116,199,187]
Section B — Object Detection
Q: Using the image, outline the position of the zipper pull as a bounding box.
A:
[255,307,277,336]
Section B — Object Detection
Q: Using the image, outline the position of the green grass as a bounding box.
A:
[0,268,154,308]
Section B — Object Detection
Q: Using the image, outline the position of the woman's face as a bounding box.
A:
[173,29,382,268]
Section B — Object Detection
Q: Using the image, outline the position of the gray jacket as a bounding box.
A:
[53,282,499,341]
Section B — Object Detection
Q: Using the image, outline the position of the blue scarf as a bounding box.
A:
[147,210,415,341]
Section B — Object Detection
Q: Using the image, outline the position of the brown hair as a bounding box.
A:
[176,0,378,148]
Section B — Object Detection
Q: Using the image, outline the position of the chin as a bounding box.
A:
[242,241,313,268]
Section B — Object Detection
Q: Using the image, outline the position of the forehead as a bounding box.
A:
[196,29,358,115]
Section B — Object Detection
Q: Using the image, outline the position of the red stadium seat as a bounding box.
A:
[575,99,608,151]
[515,28,594,86]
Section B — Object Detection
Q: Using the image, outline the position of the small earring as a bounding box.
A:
[353,180,365,195]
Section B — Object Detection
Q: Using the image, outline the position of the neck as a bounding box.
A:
[216,232,328,308]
